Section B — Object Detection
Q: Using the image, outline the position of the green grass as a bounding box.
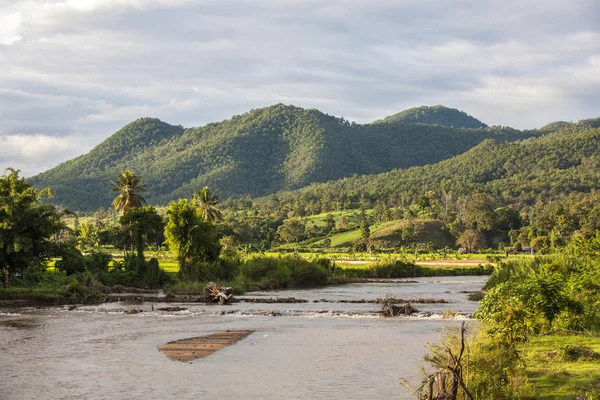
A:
[0,272,74,300]
[310,221,396,247]
[517,334,600,399]
[159,261,179,273]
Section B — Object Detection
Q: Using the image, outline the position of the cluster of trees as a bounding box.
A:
[29,104,537,211]
[0,169,68,284]
[0,168,224,288]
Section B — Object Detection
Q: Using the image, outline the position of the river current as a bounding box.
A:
[0,276,486,399]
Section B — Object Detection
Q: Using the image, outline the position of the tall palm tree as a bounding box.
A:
[192,186,222,224]
[111,170,148,215]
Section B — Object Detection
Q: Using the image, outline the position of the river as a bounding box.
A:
[0,276,486,399]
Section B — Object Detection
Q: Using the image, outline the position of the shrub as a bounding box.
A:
[85,251,112,273]
[557,345,598,362]
[55,247,87,275]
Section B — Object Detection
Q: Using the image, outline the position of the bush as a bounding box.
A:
[289,260,328,287]
[55,247,87,275]
[85,251,112,273]
[190,259,238,282]
[232,256,330,291]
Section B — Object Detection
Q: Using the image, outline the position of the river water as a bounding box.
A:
[0,276,486,400]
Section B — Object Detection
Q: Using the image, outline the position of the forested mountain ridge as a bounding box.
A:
[267,117,600,213]
[30,104,538,211]
[373,105,487,128]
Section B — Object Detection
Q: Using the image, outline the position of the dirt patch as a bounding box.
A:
[159,330,255,362]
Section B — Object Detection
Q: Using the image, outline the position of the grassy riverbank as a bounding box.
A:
[418,234,600,399]
[517,334,600,399]
[0,257,491,305]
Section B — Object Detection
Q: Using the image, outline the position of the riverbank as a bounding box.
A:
[0,259,491,307]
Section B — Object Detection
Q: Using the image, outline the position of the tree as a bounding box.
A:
[361,220,371,242]
[164,199,220,275]
[119,206,164,272]
[111,170,147,215]
[457,229,486,253]
[78,221,98,248]
[0,169,66,284]
[276,218,306,244]
[192,186,222,224]
[324,213,336,233]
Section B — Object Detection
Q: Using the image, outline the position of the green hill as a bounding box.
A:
[29,104,534,211]
[373,105,487,128]
[270,118,600,210]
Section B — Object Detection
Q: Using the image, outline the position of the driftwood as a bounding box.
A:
[204,282,234,305]
[379,294,419,317]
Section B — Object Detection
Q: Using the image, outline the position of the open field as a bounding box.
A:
[517,334,600,399]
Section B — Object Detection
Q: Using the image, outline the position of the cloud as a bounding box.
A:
[0,0,599,176]
[0,133,92,176]
[0,12,22,45]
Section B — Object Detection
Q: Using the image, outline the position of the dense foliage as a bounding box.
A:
[30,104,535,211]
[0,169,68,283]
[373,105,487,128]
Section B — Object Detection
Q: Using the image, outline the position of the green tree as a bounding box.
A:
[111,170,147,215]
[192,186,223,224]
[0,169,67,284]
[324,213,336,233]
[119,206,164,272]
[361,220,371,242]
[277,218,306,244]
[78,221,98,248]
[164,199,220,275]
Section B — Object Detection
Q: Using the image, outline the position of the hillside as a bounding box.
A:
[270,118,600,211]
[29,104,535,211]
[373,105,487,128]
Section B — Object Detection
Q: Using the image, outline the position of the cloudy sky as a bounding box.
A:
[1,0,599,176]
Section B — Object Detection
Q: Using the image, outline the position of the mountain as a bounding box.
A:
[373,105,487,128]
[269,118,600,210]
[30,104,535,211]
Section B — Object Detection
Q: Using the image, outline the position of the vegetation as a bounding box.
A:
[373,105,487,128]
[418,233,600,399]
[0,169,68,286]
[29,104,537,211]
[164,199,221,275]
[4,107,600,399]
[111,170,148,214]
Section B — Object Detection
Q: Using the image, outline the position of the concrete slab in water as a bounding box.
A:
[159,330,254,362]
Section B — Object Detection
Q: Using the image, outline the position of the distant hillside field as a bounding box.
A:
[29,104,535,211]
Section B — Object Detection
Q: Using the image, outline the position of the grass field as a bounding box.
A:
[309,220,397,247]
[517,334,600,399]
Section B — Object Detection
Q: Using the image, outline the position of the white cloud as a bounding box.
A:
[0,12,22,45]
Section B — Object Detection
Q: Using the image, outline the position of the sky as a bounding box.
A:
[0,0,599,177]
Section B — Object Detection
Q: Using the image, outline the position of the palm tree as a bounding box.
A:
[192,186,222,224]
[111,170,148,215]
